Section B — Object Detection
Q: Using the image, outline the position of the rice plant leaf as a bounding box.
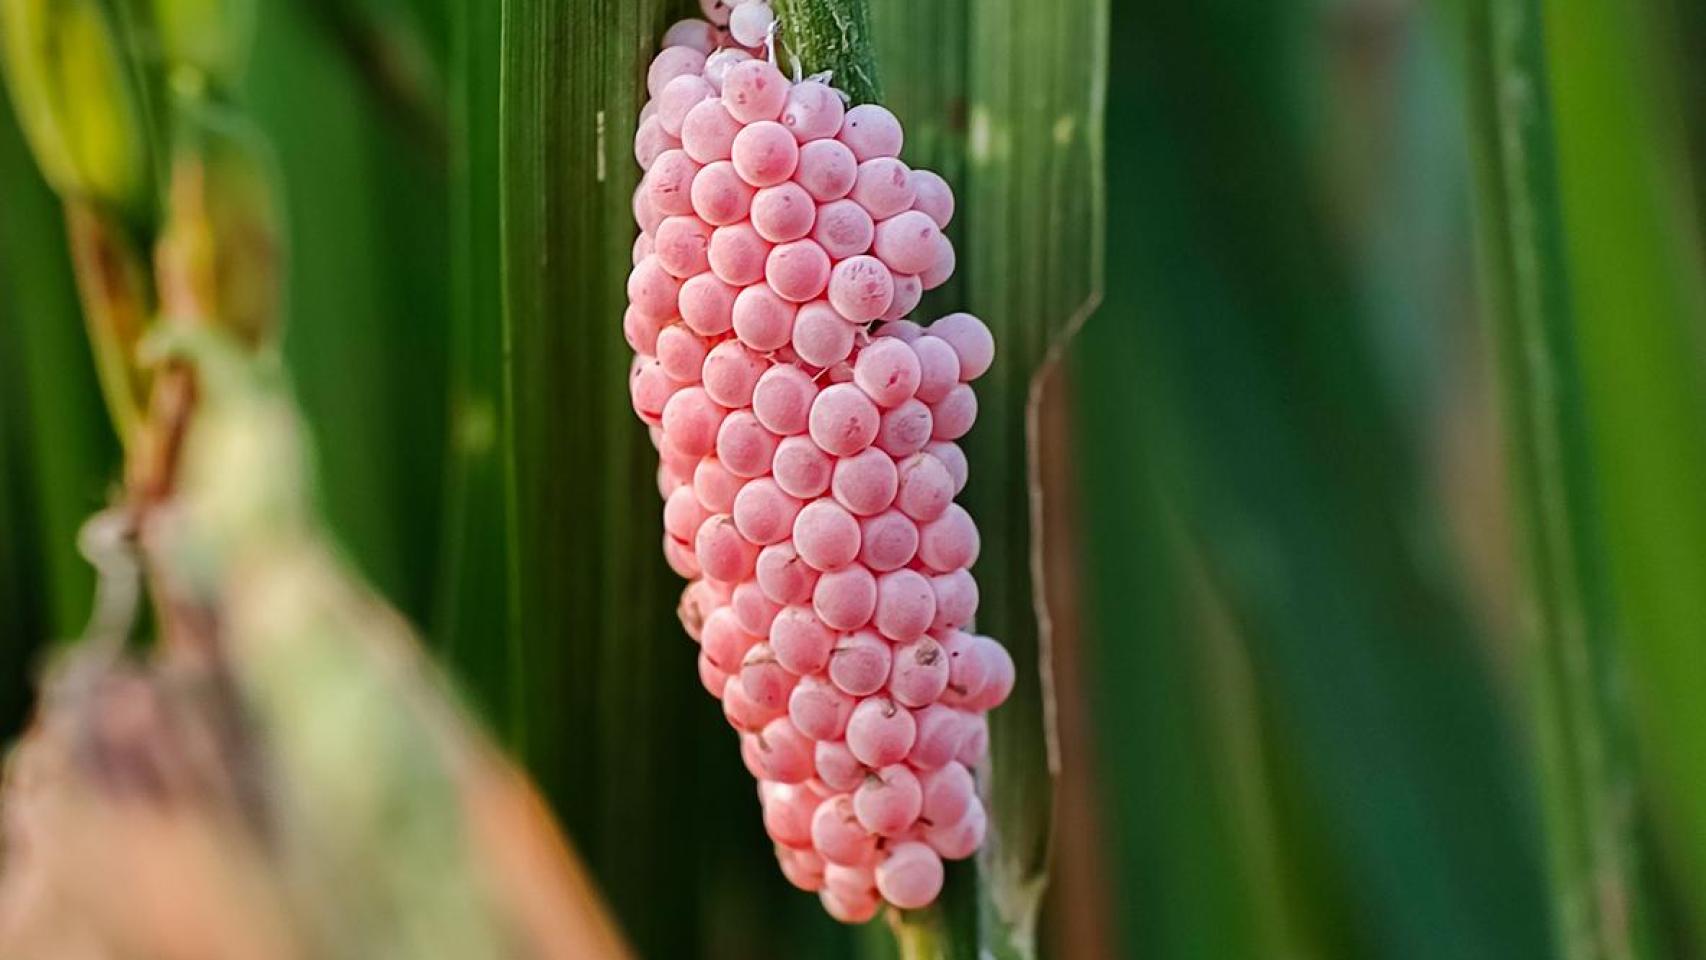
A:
[1082,2,1555,957]
[1536,0,1706,937]
[1460,0,1653,954]
[498,4,864,956]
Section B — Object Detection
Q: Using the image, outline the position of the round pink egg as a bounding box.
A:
[660,386,724,458]
[812,199,875,260]
[681,98,743,163]
[812,564,877,631]
[782,79,846,142]
[909,169,955,228]
[910,335,961,402]
[876,841,944,909]
[815,739,866,792]
[831,447,898,516]
[732,120,800,187]
[648,46,707,99]
[875,399,934,458]
[716,409,781,478]
[793,497,863,571]
[678,274,737,337]
[703,48,751,92]
[874,568,937,643]
[858,509,919,572]
[929,568,979,632]
[809,383,881,457]
[921,233,957,290]
[792,300,856,368]
[931,383,978,440]
[872,210,942,275]
[881,272,923,322]
[657,74,713,138]
[765,240,832,302]
[634,115,679,170]
[851,158,916,220]
[928,312,996,381]
[695,513,758,582]
[693,455,745,514]
[732,283,797,351]
[708,222,772,286]
[752,364,820,436]
[795,138,859,201]
[917,503,980,572]
[854,764,922,837]
[654,215,713,278]
[733,477,803,544]
[627,256,682,319]
[770,604,836,674]
[845,696,917,768]
[690,160,756,225]
[757,716,815,783]
[827,255,894,323]
[828,630,892,697]
[647,149,702,216]
[740,642,796,710]
[732,581,782,636]
[889,635,949,706]
[839,102,904,161]
[773,435,833,499]
[757,542,819,606]
[789,675,856,740]
[702,339,766,407]
[853,337,923,408]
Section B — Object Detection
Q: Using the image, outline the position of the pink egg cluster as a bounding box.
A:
[627,2,1012,924]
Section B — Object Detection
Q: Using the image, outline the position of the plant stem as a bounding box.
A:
[771,0,881,104]
[888,906,951,960]
[63,201,152,457]
[1461,0,1649,957]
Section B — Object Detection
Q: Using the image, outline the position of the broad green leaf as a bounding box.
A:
[1076,2,1554,958]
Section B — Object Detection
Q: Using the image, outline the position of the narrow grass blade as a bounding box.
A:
[1460,0,1653,955]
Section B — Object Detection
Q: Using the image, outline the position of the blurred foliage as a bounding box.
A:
[4,0,1706,957]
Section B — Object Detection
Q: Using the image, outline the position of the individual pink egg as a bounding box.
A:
[690,160,756,225]
[662,17,719,52]
[924,440,968,495]
[651,322,706,383]
[966,636,1016,711]
[831,448,898,517]
[908,706,971,771]
[753,364,820,436]
[766,240,832,302]
[732,120,801,187]
[781,79,846,142]
[857,509,919,572]
[762,781,819,849]
[732,581,782,636]
[663,484,709,542]
[702,47,750,92]
[633,181,664,235]
[681,97,743,162]
[795,138,859,201]
[724,673,781,730]
[660,386,724,458]
[792,300,856,368]
[846,696,918,769]
[750,181,817,242]
[778,845,828,893]
[874,569,937,643]
[854,764,922,838]
[793,497,862,571]
[699,651,731,697]
[632,232,655,266]
[881,273,923,322]
[789,675,856,740]
[693,455,745,514]
[770,604,836,674]
[708,222,772,286]
[757,716,815,783]
[921,233,956,290]
[634,115,679,170]
[956,711,990,767]
[627,256,682,319]
[917,504,980,572]
[716,409,781,478]
[756,542,820,606]
[815,739,866,792]
[876,841,944,909]
[623,304,667,355]
[665,534,703,579]
[741,642,797,710]
[851,158,916,220]
[827,255,894,323]
[811,199,875,260]
[722,58,789,123]
[928,312,996,380]
[939,630,990,706]
[702,606,758,673]
[930,568,979,632]
[838,102,904,161]
[654,215,714,278]
[874,399,934,458]
[677,273,735,337]
[648,46,707,99]
[889,635,949,706]
[701,339,766,407]
[894,451,954,521]
[733,477,803,545]
[931,383,978,440]
[773,435,833,499]
[819,886,881,924]
[909,169,956,228]
[647,149,701,216]
[872,210,942,275]
[910,335,961,403]
[853,337,923,408]
[696,513,759,582]
[657,74,713,138]
[732,283,798,351]
[809,383,881,457]
[924,799,986,860]
[812,564,878,631]
[811,794,878,866]
[728,0,775,46]
[828,630,892,698]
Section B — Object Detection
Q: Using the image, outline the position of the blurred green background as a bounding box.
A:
[3,0,1704,957]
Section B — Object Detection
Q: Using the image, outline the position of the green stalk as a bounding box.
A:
[1461,0,1649,957]
[771,0,880,103]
